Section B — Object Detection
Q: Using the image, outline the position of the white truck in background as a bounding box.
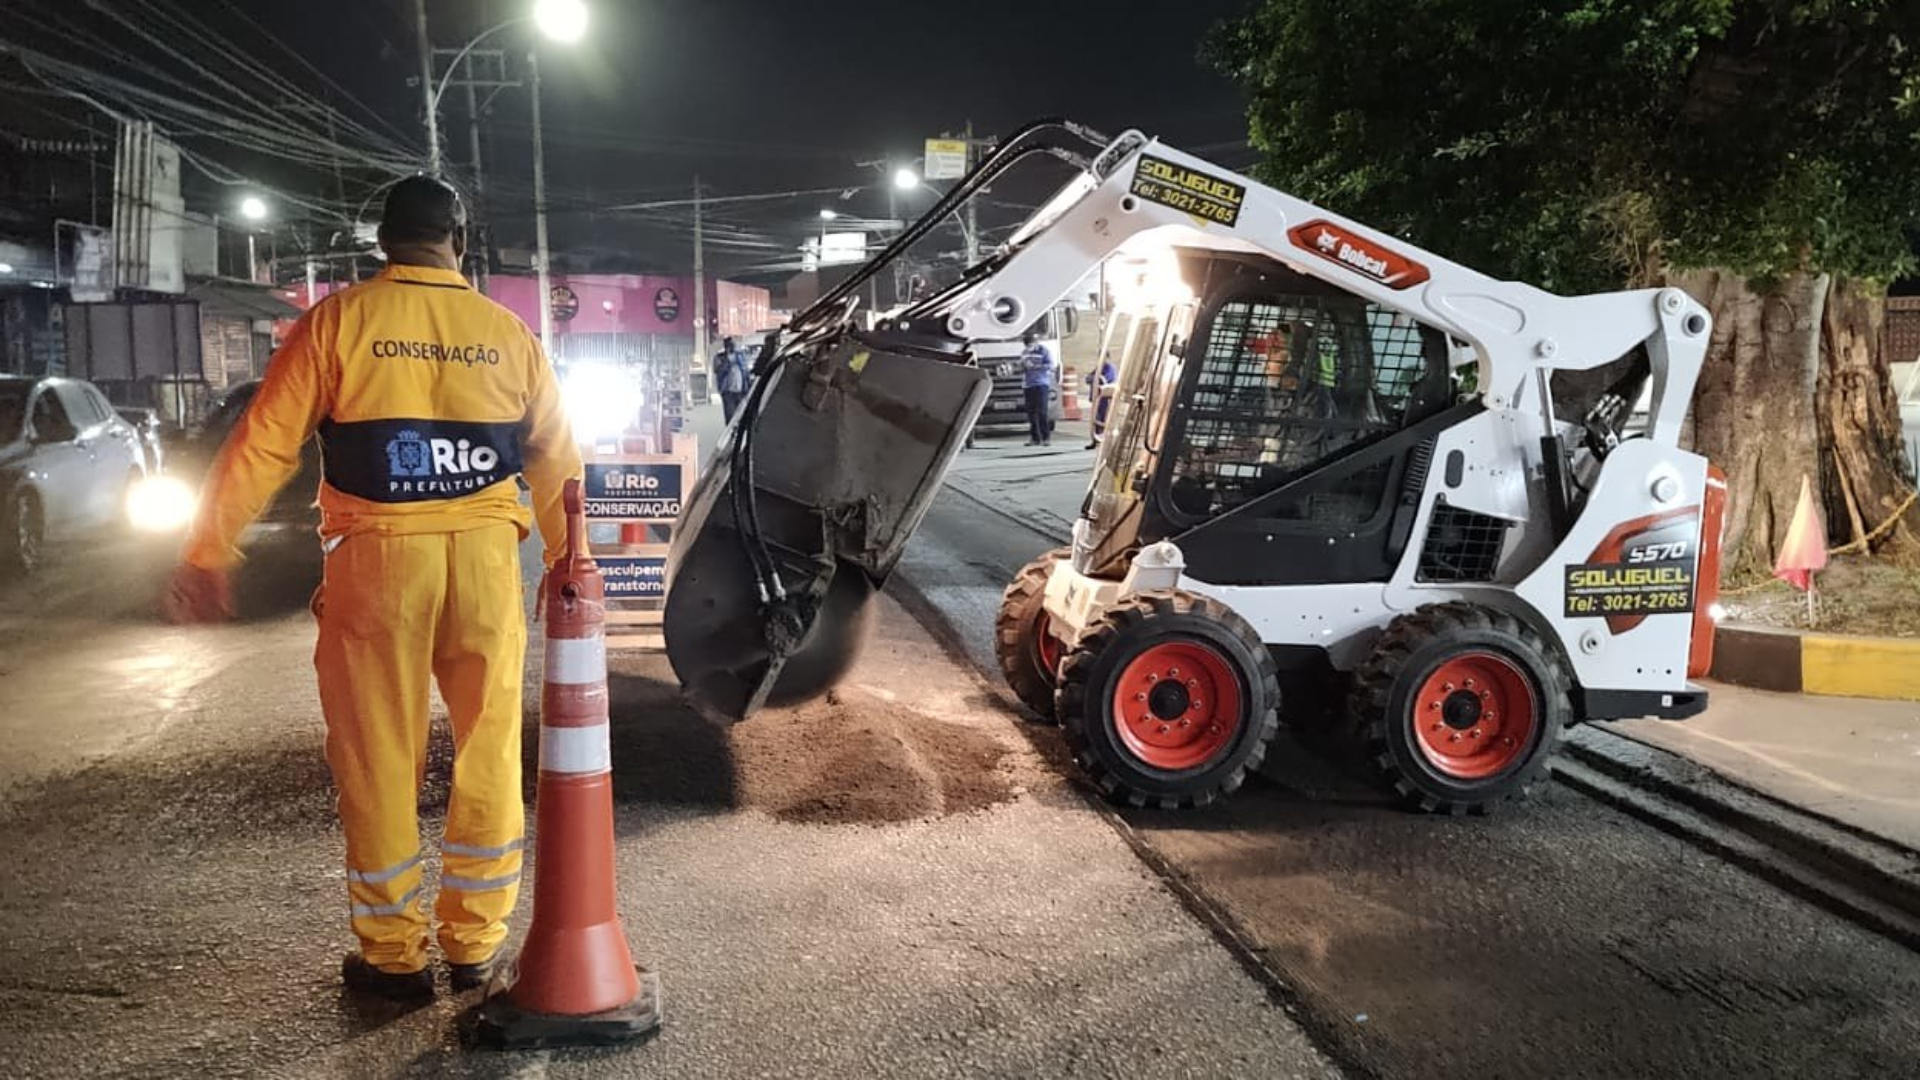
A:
[969,302,1080,435]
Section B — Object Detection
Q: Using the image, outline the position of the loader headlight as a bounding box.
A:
[1708,602,1728,624]
[1108,248,1194,310]
[127,475,197,533]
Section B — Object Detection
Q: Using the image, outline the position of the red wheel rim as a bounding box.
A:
[1411,652,1538,780]
[1035,613,1064,676]
[1109,641,1243,772]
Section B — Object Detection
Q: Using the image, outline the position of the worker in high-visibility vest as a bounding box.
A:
[164,176,583,1000]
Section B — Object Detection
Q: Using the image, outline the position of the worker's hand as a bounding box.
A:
[162,563,235,625]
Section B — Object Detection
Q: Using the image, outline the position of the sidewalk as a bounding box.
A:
[940,436,1920,857]
[1610,690,1920,851]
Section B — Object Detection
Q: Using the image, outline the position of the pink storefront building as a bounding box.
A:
[489,273,772,368]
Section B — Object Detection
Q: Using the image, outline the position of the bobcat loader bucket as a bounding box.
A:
[664,332,990,722]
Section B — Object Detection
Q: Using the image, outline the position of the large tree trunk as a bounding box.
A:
[1674,268,1825,577]
[1675,270,1920,578]
[1818,277,1920,562]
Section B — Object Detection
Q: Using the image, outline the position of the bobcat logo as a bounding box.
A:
[1314,228,1339,253]
[386,430,431,478]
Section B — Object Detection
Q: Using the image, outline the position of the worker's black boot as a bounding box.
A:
[448,957,495,992]
[341,954,435,1000]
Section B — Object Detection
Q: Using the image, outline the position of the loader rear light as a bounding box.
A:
[1688,467,1729,679]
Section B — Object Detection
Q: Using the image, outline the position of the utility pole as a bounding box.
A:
[887,183,901,309]
[324,109,347,208]
[436,47,516,294]
[462,51,489,295]
[529,48,553,354]
[414,0,440,174]
[963,119,980,267]
[692,176,708,373]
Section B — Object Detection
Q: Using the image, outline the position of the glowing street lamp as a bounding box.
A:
[818,208,838,221]
[236,195,270,284]
[533,0,590,43]
[893,167,920,191]
[418,0,590,348]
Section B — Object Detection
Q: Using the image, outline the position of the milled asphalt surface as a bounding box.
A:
[0,528,1339,1079]
[898,465,1920,1080]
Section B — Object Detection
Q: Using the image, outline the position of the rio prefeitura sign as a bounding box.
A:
[582,461,683,599]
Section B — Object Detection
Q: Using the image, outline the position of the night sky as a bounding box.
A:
[4,0,1261,278]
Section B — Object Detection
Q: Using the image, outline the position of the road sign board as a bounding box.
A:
[924,138,969,181]
[584,460,683,521]
[600,556,668,599]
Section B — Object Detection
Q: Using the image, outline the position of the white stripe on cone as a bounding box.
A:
[540,722,612,775]
[545,633,607,686]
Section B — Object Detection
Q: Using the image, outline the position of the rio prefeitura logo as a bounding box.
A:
[384,429,505,496]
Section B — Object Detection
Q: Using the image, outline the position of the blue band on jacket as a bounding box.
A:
[319,417,525,503]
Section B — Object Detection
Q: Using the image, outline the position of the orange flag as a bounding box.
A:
[1773,474,1829,591]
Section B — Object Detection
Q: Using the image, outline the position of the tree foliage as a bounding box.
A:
[1208,0,1920,292]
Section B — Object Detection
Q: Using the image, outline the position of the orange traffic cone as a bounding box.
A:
[1061,367,1083,421]
[1773,473,1829,626]
[478,478,662,1049]
[619,428,649,547]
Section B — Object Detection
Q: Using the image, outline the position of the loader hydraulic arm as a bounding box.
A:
[907,133,1709,453]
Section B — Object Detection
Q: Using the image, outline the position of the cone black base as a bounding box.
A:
[475,966,662,1050]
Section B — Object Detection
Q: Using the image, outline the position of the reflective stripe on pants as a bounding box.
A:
[315,523,528,972]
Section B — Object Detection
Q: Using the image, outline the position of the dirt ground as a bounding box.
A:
[1720,557,1920,637]
[602,649,1026,826]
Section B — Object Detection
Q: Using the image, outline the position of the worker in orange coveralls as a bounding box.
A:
[164,176,583,1000]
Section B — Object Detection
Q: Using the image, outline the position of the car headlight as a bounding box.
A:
[127,475,198,533]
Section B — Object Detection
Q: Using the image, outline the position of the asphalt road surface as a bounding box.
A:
[6,481,1919,1079]
[897,491,1920,1080]
[0,528,1339,1079]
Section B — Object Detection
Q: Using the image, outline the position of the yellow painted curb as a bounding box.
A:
[1800,635,1920,701]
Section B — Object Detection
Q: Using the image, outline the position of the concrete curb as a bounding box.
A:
[1711,623,1920,701]
[1558,726,1920,952]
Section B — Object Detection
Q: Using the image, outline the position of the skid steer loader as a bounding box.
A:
[663,121,1724,814]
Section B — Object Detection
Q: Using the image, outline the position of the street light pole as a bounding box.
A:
[414,0,440,174]
[462,51,489,295]
[529,48,553,354]
[693,177,707,371]
[963,119,980,267]
[887,184,899,308]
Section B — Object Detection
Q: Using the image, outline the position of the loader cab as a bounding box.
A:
[1081,251,1469,584]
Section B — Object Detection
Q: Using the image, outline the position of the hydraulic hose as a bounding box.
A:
[790,119,1113,340]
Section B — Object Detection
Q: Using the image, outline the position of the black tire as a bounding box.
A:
[3,488,44,577]
[994,546,1070,721]
[1349,601,1568,815]
[1056,591,1280,809]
